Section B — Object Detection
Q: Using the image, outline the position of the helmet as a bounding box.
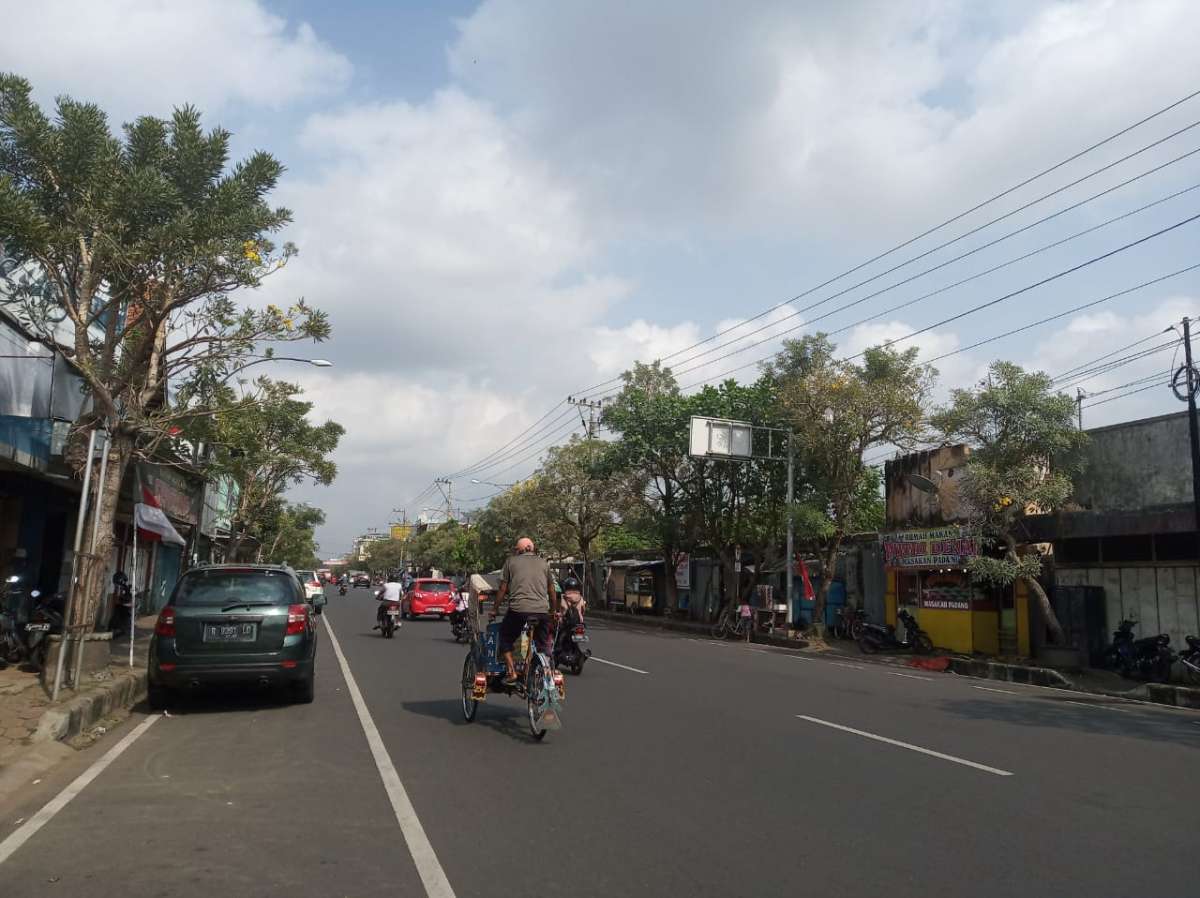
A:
[561,576,581,592]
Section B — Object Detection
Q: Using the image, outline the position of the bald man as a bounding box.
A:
[491,537,559,685]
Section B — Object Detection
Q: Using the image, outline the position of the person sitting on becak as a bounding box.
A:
[489,537,559,686]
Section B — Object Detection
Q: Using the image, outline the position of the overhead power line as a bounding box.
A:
[1083,378,1171,408]
[570,88,1200,399]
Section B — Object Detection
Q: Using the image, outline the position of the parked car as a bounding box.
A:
[353,573,372,588]
[402,578,456,619]
[295,570,325,603]
[148,564,324,708]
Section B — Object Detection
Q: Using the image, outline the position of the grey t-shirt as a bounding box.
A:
[501,553,552,613]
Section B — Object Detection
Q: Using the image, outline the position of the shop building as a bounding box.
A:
[882,446,1031,656]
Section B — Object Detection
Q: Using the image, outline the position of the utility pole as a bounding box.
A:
[1176,317,1200,545]
[786,432,794,625]
[567,396,604,438]
[434,477,453,522]
[1076,388,1085,431]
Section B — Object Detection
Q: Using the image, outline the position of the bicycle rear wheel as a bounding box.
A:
[462,652,479,721]
[526,656,548,741]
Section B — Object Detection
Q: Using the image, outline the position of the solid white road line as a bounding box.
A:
[889,672,933,681]
[1058,699,1130,713]
[589,656,650,675]
[830,661,866,670]
[787,655,817,662]
[323,616,456,898]
[796,715,1014,777]
[970,685,1020,695]
[0,713,160,866]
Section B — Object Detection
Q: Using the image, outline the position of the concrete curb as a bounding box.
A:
[587,609,809,650]
[30,669,148,744]
[947,657,1200,709]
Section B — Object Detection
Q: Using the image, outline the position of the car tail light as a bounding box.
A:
[159,663,176,672]
[281,660,298,669]
[286,604,309,636]
[155,607,176,638]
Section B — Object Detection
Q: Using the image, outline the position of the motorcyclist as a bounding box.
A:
[374,577,404,630]
[559,576,586,623]
[489,537,559,686]
[449,585,470,633]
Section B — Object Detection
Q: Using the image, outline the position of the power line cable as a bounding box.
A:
[570,92,1200,398]
[1052,341,1179,391]
[668,179,1200,382]
[1050,329,1177,381]
[1083,378,1170,408]
[450,407,578,481]
[444,400,571,479]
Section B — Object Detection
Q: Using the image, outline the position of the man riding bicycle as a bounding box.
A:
[490,537,559,686]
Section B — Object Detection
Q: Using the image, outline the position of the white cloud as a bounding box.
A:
[0,0,351,119]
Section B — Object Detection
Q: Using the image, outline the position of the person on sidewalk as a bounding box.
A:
[489,537,558,686]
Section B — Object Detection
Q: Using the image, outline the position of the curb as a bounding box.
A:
[587,609,810,650]
[30,669,148,744]
[947,657,1200,709]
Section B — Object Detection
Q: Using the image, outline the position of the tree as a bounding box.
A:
[601,361,696,610]
[364,539,407,576]
[405,521,481,575]
[0,76,328,629]
[257,502,324,569]
[475,479,568,570]
[930,362,1086,643]
[535,437,622,603]
[773,335,934,636]
[190,378,342,561]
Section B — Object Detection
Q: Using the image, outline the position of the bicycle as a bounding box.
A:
[709,605,751,641]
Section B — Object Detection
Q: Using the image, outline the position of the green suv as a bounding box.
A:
[148,564,325,707]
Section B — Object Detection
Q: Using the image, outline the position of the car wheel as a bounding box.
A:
[293,668,315,704]
[148,680,170,711]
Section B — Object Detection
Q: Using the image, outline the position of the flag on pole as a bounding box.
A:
[796,557,815,600]
[134,467,186,546]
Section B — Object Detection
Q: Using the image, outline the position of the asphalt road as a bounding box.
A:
[1,586,1198,897]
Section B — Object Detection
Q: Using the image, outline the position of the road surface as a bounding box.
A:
[1,586,1197,896]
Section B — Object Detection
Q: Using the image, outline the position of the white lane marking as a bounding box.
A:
[788,655,817,662]
[970,685,1020,695]
[796,715,1014,777]
[1058,699,1130,713]
[589,656,649,675]
[0,713,159,866]
[889,672,933,681]
[323,616,456,898]
[830,661,866,670]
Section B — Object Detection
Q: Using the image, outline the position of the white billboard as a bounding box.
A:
[689,416,752,459]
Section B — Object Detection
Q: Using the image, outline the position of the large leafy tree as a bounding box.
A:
[601,362,696,610]
[475,479,569,570]
[773,335,933,635]
[930,362,1086,643]
[257,501,324,569]
[0,75,327,629]
[190,378,343,561]
[535,437,622,601]
[406,521,481,575]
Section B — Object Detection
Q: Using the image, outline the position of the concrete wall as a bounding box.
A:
[1056,565,1200,649]
[884,445,971,528]
[1073,412,1192,512]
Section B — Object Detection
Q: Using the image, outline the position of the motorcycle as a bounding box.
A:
[376,598,402,638]
[553,607,591,675]
[338,583,347,597]
[449,595,471,643]
[1179,635,1200,686]
[1102,619,1174,682]
[22,590,64,672]
[858,608,934,655]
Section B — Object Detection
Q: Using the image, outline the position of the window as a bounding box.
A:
[172,570,297,606]
[417,581,452,593]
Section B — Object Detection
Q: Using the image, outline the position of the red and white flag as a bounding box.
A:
[134,482,186,546]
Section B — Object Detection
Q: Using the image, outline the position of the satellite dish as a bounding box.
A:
[908,473,938,494]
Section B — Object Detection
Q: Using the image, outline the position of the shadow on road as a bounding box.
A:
[402,698,543,744]
[141,687,302,716]
[937,693,1200,749]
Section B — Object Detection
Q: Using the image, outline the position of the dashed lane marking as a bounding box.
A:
[589,656,650,675]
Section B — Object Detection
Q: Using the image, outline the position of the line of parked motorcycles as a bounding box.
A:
[1102,618,1200,685]
[0,576,66,672]
[830,605,936,656]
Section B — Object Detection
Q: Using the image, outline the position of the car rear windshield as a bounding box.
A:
[296,571,317,583]
[172,570,298,607]
[416,581,451,593]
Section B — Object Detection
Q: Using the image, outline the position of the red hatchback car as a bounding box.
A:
[403,579,456,619]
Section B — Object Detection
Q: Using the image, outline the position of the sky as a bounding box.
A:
[4,0,1200,557]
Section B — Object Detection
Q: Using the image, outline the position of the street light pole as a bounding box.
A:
[786,432,795,627]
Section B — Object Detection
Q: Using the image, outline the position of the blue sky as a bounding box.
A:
[4,1,1200,555]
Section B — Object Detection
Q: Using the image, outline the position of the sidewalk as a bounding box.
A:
[0,615,153,773]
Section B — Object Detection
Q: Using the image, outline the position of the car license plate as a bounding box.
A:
[204,622,257,643]
[571,634,588,642]
[26,623,51,632]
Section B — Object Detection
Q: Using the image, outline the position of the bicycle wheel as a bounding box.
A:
[526,656,548,741]
[710,618,729,639]
[462,652,479,722]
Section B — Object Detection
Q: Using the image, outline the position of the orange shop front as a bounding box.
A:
[881,527,1030,657]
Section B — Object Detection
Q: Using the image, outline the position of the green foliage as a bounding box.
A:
[406,522,482,575]
[364,539,407,575]
[930,362,1086,596]
[258,502,325,569]
[534,437,622,565]
[475,478,569,569]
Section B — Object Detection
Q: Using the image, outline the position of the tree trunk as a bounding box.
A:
[662,550,678,615]
[75,432,134,635]
[811,536,842,638]
[719,549,739,621]
[1004,536,1065,645]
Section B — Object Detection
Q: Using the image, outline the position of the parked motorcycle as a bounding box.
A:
[553,607,591,675]
[857,608,934,655]
[1180,635,1200,686]
[109,571,134,637]
[22,590,64,672]
[1102,619,1174,682]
